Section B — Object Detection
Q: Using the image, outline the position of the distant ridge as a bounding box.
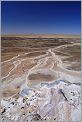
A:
[1,34,80,38]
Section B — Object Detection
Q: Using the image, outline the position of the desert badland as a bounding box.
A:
[0,34,81,121]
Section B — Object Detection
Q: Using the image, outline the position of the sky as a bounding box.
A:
[1,1,81,35]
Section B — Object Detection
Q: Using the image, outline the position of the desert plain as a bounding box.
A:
[0,34,81,122]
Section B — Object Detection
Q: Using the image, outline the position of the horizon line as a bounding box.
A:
[1,33,81,36]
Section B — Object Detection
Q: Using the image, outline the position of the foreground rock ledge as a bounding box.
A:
[1,80,81,122]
